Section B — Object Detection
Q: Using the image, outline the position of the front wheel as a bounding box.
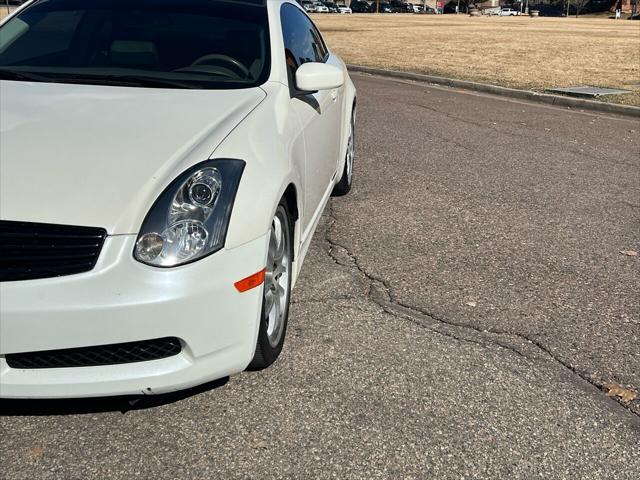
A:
[248,201,293,370]
[331,108,355,197]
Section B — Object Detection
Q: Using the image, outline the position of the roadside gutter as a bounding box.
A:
[347,65,640,118]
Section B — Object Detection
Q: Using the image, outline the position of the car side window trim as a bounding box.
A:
[280,2,331,96]
[309,23,329,63]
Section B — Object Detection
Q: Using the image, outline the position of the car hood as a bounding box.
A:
[0,80,266,234]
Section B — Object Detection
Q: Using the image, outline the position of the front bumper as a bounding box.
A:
[0,233,269,398]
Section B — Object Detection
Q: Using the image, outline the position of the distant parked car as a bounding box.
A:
[498,8,520,16]
[389,0,412,12]
[301,1,316,12]
[413,4,435,13]
[485,7,501,16]
[322,1,340,12]
[371,2,393,12]
[314,2,330,12]
[350,0,371,12]
[338,5,353,13]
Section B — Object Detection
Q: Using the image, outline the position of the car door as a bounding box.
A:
[281,3,343,233]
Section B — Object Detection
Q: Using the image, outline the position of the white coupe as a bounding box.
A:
[0,0,356,398]
[498,8,521,16]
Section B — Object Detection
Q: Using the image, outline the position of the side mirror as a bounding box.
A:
[295,62,344,93]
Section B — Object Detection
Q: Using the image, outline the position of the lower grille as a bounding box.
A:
[5,337,182,369]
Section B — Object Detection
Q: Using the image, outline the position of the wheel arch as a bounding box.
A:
[281,182,300,263]
[282,183,299,224]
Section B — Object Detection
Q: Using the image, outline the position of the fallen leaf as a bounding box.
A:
[604,383,637,403]
[465,301,477,307]
[29,447,44,458]
[253,440,268,450]
[619,250,638,257]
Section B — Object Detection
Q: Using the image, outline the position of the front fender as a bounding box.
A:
[212,82,305,251]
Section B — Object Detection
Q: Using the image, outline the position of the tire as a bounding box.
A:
[248,201,293,370]
[331,108,355,197]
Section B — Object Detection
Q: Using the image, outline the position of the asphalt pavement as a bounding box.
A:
[1,73,638,479]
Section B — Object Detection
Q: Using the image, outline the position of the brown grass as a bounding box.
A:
[312,14,640,106]
[0,7,14,20]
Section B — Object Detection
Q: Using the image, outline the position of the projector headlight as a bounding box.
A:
[134,159,245,267]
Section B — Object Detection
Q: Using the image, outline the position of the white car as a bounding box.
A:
[301,1,316,12]
[338,6,353,13]
[0,0,356,399]
[498,8,520,16]
[314,2,330,12]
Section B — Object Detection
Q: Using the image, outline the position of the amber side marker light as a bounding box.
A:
[234,269,266,293]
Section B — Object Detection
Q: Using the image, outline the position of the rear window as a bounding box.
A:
[0,0,271,89]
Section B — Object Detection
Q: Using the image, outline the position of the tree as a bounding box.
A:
[444,0,470,12]
[566,0,591,16]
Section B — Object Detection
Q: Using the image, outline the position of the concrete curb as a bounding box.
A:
[347,65,640,118]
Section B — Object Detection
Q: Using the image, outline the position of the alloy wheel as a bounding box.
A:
[263,207,291,348]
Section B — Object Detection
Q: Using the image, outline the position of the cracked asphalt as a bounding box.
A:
[1,74,639,479]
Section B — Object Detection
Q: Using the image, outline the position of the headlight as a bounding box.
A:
[134,159,245,267]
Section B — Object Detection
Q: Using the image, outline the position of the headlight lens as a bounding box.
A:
[134,159,245,267]
[187,168,221,207]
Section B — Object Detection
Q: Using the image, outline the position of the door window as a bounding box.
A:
[280,3,328,84]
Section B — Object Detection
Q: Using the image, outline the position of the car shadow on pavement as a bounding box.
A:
[0,377,229,416]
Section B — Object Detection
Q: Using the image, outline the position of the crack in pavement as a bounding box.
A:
[412,102,490,130]
[619,200,640,210]
[322,201,640,418]
[291,295,362,305]
[411,101,638,169]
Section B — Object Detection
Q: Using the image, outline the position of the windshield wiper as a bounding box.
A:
[113,75,195,89]
[0,70,195,89]
[54,73,194,89]
[0,69,52,83]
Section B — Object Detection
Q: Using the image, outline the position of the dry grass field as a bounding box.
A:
[313,14,640,106]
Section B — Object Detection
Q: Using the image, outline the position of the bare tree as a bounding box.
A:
[566,0,590,17]
[574,0,589,16]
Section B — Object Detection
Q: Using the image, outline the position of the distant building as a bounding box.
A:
[611,0,634,13]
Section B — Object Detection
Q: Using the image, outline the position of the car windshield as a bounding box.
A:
[0,0,270,89]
